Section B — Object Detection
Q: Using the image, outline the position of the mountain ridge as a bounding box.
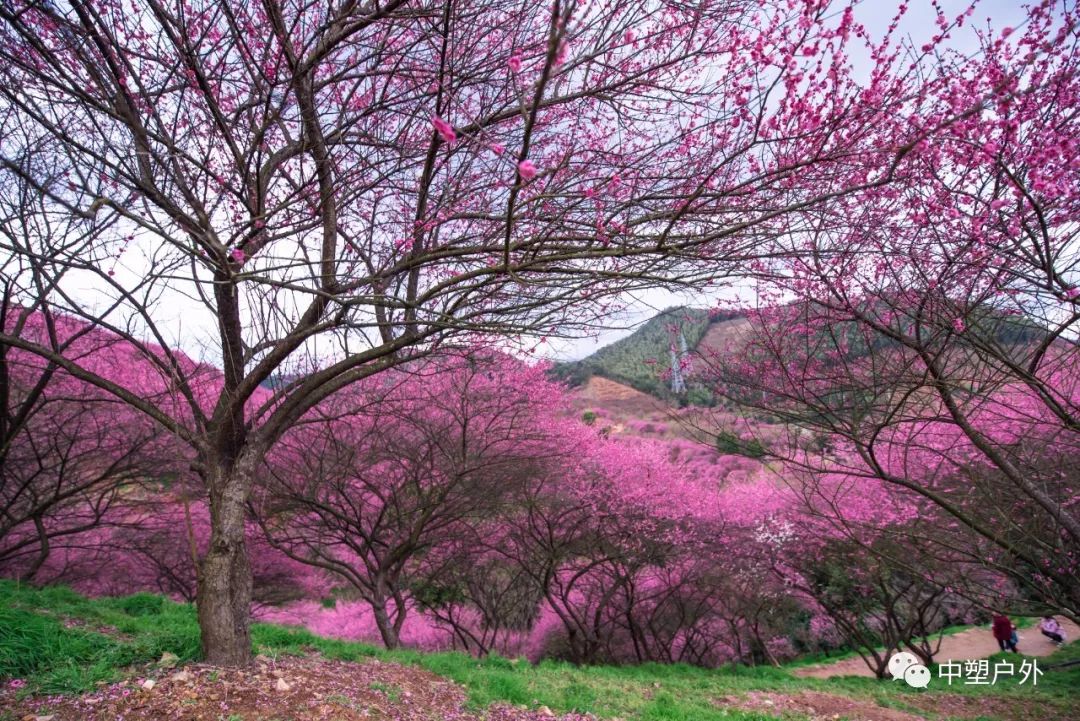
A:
[552,305,745,405]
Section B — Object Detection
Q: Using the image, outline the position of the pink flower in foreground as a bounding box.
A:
[430,115,456,143]
[490,143,505,156]
[9,679,25,689]
[517,160,537,181]
[952,318,965,333]
[508,55,522,73]
[1065,287,1079,300]
[230,248,245,264]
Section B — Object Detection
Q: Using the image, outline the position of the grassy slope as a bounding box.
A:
[2,582,1078,721]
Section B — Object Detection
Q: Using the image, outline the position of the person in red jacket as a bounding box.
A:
[992,613,1019,652]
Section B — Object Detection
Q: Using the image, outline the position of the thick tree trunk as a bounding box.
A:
[197,469,254,666]
[371,582,402,649]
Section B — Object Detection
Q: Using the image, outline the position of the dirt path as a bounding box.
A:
[794,618,1080,679]
[726,689,1080,721]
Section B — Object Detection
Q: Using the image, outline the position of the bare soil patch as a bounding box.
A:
[719,690,923,720]
[0,654,589,721]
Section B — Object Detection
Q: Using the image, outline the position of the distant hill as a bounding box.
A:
[552,307,746,405]
[554,300,1052,408]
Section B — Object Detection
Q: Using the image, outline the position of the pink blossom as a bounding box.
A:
[1065,287,1080,300]
[517,160,537,181]
[490,143,505,156]
[9,679,26,689]
[508,55,522,73]
[430,115,456,143]
[229,248,245,264]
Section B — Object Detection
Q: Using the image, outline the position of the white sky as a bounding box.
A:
[546,0,1031,361]
[48,0,1032,366]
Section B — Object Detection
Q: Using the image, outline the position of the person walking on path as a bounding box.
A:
[1040,616,1066,646]
[992,613,1019,652]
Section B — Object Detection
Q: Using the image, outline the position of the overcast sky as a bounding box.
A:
[46,0,1032,367]
[545,0,1032,362]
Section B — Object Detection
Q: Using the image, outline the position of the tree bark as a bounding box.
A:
[19,515,49,583]
[371,581,402,649]
[197,466,254,665]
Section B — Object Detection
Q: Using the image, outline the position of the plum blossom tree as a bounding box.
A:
[753,471,982,677]
[0,0,1037,663]
[697,1,1080,622]
[0,298,169,582]
[706,303,1080,621]
[23,495,324,606]
[254,355,571,649]
[493,433,725,664]
[411,535,546,656]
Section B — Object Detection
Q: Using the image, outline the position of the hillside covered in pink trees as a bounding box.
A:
[2,306,797,667]
[3,298,1076,681]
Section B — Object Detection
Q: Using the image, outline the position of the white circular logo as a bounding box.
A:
[888,651,919,681]
[904,663,931,689]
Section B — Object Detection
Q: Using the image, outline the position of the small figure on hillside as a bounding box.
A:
[992,612,1019,653]
[1039,616,1066,646]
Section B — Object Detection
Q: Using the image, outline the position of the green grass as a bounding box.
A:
[1,580,1077,721]
[0,583,201,694]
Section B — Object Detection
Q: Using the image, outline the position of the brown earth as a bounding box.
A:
[720,690,926,721]
[575,376,667,416]
[696,315,753,356]
[572,376,670,430]
[794,618,1080,679]
[578,376,652,403]
[0,654,590,721]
